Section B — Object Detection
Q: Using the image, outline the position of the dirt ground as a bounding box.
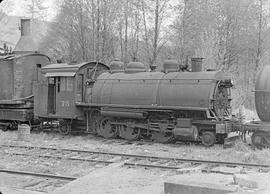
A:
[0,130,270,193]
[1,130,270,165]
[52,165,173,194]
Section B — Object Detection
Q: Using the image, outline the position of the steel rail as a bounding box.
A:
[96,78,216,81]
[0,169,77,181]
[7,152,183,170]
[1,144,270,169]
[7,152,115,164]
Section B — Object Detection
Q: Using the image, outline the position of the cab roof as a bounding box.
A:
[42,61,109,77]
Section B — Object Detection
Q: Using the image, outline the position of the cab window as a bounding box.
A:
[60,77,74,92]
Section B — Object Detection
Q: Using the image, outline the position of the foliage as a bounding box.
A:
[26,0,48,20]
[39,0,270,109]
[170,0,270,109]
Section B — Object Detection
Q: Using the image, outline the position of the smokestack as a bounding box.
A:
[191,58,203,72]
[21,19,31,36]
[14,18,38,53]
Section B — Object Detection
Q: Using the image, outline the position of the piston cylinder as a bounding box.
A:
[173,126,198,140]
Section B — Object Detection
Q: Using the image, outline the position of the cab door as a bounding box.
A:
[47,78,56,114]
[56,76,76,118]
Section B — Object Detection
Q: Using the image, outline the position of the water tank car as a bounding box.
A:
[255,65,270,122]
[246,65,270,148]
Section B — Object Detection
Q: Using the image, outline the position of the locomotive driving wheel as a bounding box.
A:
[119,125,140,141]
[97,117,117,138]
[148,114,174,143]
[150,131,173,143]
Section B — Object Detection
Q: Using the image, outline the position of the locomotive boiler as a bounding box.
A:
[80,58,233,146]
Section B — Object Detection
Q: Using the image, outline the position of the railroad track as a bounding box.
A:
[0,169,77,181]
[1,144,270,173]
[0,168,75,193]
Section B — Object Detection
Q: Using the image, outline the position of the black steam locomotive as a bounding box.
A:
[32,58,233,146]
[1,19,270,148]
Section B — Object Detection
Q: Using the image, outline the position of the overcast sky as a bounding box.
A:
[1,0,270,22]
[0,0,58,20]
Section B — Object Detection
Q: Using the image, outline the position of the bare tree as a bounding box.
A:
[26,0,48,20]
[152,0,160,66]
[141,0,169,66]
[40,0,270,109]
[124,0,129,64]
[141,0,151,62]
[129,1,141,61]
[254,0,264,73]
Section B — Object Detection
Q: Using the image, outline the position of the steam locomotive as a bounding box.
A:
[1,18,270,148]
[31,58,234,146]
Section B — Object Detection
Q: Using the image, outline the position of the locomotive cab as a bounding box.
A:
[34,61,109,133]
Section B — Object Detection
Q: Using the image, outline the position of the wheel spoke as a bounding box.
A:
[97,118,117,138]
